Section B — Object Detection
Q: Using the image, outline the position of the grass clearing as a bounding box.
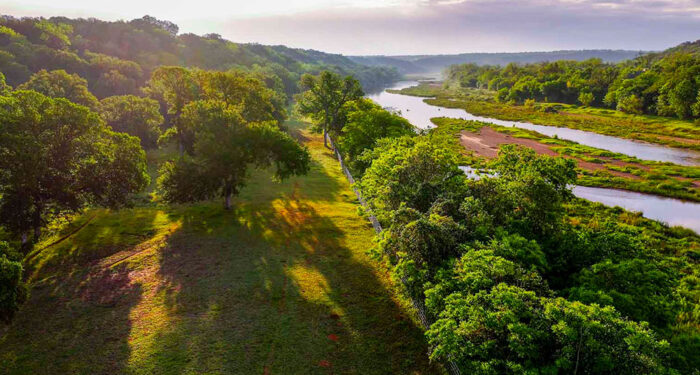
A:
[0,118,440,374]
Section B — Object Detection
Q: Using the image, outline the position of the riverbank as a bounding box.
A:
[394,82,700,152]
[431,117,700,202]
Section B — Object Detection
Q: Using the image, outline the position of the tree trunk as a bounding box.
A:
[33,206,42,242]
[223,185,232,210]
[20,232,28,246]
[323,128,329,149]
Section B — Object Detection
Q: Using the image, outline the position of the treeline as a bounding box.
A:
[0,15,399,97]
[298,71,699,373]
[444,43,700,119]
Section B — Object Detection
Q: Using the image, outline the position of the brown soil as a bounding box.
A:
[459,126,640,179]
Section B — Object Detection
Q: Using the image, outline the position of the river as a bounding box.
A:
[369,81,700,233]
[368,81,700,166]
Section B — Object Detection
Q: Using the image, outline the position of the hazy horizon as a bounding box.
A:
[1,0,699,55]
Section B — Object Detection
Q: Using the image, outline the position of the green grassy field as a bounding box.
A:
[0,119,440,374]
[395,83,700,151]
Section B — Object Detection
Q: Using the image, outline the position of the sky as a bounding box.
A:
[1,0,699,55]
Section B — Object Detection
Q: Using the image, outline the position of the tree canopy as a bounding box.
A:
[295,70,363,148]
[98,95,163,148]
[0,90,149,242]
[158,100,310,209]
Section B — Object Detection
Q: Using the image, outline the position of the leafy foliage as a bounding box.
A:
[0,90,149,241]
[295,70,363,147]
[0,241,27,323]
[98,95,163,148]
[158,100,310,208]
[444,48,700,120]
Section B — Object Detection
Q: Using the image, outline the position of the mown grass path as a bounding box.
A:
[0,119,440,374]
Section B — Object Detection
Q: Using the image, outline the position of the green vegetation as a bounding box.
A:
[295,70,364,148]
[0,13,698,373]
[429,117,700,201]
[0,15,399,95]
[98,95,164,148]
[158,100,310,209]
[395,82,700,150]
[0,119,439,374]
[351,138,699,373]
[0,90,149,244]
[444,46,700,120]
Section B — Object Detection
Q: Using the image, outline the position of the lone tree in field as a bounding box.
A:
[158,100,310,209]
[0,90,150,245]
[295,70,363,148]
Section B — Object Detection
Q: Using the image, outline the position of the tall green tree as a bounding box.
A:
[98,95,163,148]
[144,66,200,153]
[17,69,98,109]
[337,98,415,175]
[158,100,310,209]
[0,90,149,244]
[295,70,363,148]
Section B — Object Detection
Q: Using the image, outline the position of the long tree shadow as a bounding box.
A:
[0,207,167,374]
[141,184,440,373]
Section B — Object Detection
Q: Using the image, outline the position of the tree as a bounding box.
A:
[197,70,286,125]
[0,72,10,95]
[17,69,99,109]
[616,94,644,114]
[99,95,164,148]
[144,66,200,153]
[295,70,363,148]
[337,98,415,175]
[0,90,149,244]
[356,136,466,222]
[0,241,27,323]
[578,91,594,106]
[426,284,670,374]
[158,100,310,209]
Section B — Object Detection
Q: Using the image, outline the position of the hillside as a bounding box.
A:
[350,49,646,74]
[0,15,399,94]
[0,117,440,374]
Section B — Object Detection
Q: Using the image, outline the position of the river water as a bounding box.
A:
[368,81,700,166]
[369,81,700,233]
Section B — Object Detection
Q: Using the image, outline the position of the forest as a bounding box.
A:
[443,40,700,120]
[0,13,698,375]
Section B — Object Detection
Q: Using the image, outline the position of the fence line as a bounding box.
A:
[328,135,460,375]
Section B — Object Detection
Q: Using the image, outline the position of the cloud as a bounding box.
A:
[203,0,700,54]
[2,0,699,54]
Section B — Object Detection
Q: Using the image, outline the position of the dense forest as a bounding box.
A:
[443,40,700,119]
[0,15,400,96]
[350,49,644,75]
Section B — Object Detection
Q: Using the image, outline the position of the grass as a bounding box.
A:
[0,118,441,374]
[395,83,700,151]
[430,117,700,202]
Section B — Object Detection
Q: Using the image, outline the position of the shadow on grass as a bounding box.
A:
[0,126,439,374]
[137,193,438,373]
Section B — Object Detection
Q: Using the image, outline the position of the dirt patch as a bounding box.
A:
[460,127,639,179]
[460,127,557,159]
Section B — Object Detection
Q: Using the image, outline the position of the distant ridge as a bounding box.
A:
[350,49,648,75]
